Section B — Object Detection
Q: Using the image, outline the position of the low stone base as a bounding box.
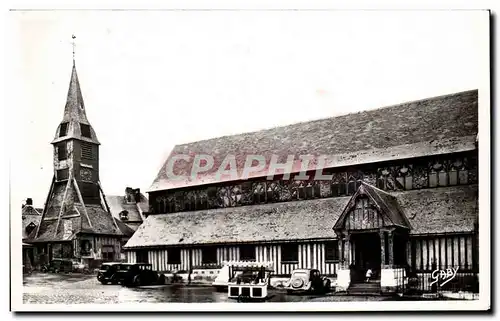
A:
[380,268,406,294]
[335,269,351,292]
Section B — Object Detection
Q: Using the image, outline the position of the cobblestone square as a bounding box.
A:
[23,273,394,304]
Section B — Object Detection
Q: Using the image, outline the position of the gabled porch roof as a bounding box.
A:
[333,182,412,231]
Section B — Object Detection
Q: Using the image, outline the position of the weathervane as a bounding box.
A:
[72,34,76,63]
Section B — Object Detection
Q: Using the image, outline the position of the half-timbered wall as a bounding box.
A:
[344,197,384,230]
[94,236,121,261]
[72,235,121,261]
[407,234,476,272]
[127,242,340,276]
[216,246,240,262]
[150,152,477,214]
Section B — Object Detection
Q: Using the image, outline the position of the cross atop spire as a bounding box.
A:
[72,34,76,65]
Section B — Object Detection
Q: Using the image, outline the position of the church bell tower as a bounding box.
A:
[31,40,122,246]
[50,60,102,206]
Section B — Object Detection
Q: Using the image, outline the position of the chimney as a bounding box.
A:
[134,188,141,203]
[26,198,33,206]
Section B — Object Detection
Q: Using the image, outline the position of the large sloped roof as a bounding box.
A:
[149,90,478,192]
[124,184,478,249]
[106,194,148,224]
[29,204,124,242]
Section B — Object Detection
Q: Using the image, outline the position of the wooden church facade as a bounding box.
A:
[124,90,479,292]
[25,61,130,268]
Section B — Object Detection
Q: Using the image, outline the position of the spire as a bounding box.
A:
[62,61,89,123]
[51,36,100,145]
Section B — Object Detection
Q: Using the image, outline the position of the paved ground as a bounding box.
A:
[23,273,398,304]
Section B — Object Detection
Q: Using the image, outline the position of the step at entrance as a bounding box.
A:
[347,281,381,296]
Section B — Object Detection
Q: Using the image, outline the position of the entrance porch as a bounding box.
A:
[333,182,411,294]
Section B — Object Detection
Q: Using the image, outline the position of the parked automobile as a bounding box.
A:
[283,269,331,294]
[41,259,73,273]
[227,266,272,302]
[22,264,32,275]
[212,261,274,292]
[97,262,123,284]
[72,260,87,273]
[115,263,166,287]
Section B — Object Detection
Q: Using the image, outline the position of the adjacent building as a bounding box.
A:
[106,187,148,232]
[124,89,479,293]
[22,198,43,269]
[25,60,127,268]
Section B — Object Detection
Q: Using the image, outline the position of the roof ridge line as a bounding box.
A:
[173,89,478,147]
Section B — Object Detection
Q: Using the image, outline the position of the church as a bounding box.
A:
[124,89,479,293]
[25,60,131,269]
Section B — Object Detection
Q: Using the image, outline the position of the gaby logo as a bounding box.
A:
[430,267,459,288]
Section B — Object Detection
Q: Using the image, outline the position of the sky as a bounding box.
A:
[7,10,488,208]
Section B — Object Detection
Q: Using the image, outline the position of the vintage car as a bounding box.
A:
[224,262,274,302]
[72,260,87,273]
[115,263,166,287]
[41,259,74,273]
[213,260,274,292]
[96,262,123,284]
[284,269,331,294]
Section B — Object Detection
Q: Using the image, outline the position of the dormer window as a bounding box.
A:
[59,122,68,137]
[25,222,36,236]
[119,210,129,221]
[80,123,91,138]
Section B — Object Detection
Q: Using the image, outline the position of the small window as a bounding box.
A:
[136,250,149,263]
[202,247,217,264]
[325,241,339,262]
[58,143,67,161]
[80,240,92,256]
[80,123,91,138]
[281,243,299,263]
[240,244,256,261]
[25,222,36,236]
[119,210,129,221]
[331,182,347,197]
[56,169,69,181]
[102,245,114,261]
[59,123,68,137]
[168,248,181,264]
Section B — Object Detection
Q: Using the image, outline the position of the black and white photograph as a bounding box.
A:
[7,7,491,312]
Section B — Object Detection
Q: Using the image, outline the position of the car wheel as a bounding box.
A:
[291,279,304,289]
[133,275,141,286]
[323,279,331,292]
